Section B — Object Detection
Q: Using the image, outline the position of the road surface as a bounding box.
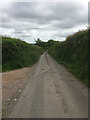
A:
[9,52,88,118]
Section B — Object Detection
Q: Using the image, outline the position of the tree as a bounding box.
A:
[35,38,42,46]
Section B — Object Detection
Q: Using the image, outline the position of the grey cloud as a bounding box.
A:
[1,2,88,43]
[1,2,87,38]
[3,2,87,24]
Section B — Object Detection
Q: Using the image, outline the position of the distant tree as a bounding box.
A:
[35,38,47,50]
[35,38,42,46]
[35,38,59,50]
[47,40,59,48]
[47,40,55,48]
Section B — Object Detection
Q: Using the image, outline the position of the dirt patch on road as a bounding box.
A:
[2,64,37,118]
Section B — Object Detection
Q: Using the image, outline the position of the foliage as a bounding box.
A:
[2,36,43,72]
[35,38,59,50]
[48,29,88,86]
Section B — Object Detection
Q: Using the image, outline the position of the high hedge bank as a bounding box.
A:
[49,29,88,86]
[2,36,43,72]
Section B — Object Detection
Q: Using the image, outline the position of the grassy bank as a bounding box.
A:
[2,36,43,72]
[49,29,88,86]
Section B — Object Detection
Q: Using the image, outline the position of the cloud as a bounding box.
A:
[3,2,87,23]
[0,2,88,43]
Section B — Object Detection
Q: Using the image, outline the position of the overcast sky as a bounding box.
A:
[0,0,88,43]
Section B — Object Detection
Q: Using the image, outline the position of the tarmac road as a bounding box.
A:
[9,52,88,118]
